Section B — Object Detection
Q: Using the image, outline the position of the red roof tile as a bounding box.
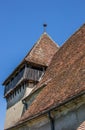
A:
[3,32,59,85]
[25,32,59,66]
[19,24,85,123]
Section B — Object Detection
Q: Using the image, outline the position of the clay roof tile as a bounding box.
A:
[3,32,59,85]
[25,32,59,66]
[19,24,85,123]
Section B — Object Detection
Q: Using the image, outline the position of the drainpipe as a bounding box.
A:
[48,111,55,130]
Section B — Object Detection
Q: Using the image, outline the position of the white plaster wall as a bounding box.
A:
[4,100,24,129]
[5,83,34,129]
[24,83,34,98]
[12,100,85,130]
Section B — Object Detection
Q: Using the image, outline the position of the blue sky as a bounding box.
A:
[0,0,85,129]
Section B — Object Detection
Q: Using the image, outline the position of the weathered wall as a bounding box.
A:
[29,122,51,130]
[11,95,85,130]
[24,83,35,98]
[55,103,85,130]
[11,116,51,130]
[5,100,24,129]
[5,83,34,129]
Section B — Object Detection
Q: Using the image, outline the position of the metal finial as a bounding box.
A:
[43,24,47,32]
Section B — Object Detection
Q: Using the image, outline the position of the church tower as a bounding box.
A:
[3,30,59,129]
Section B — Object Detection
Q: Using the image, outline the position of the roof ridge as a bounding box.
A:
[43,32,59,47]
[60,23,85,48]
[24,33,45,60]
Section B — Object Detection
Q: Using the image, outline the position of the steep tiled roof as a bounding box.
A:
[3,32,59,85]
[19,24,85,123]
[25,32,59,66]
[77,121,85,130]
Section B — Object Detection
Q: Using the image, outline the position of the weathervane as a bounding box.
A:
[43,24,47,32]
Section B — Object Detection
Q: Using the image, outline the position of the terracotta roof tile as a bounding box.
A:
[25,32,59,66]
[19,24,85,123]
[3,32,59,85]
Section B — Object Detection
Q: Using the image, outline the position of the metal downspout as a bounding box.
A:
[48,111,55,130]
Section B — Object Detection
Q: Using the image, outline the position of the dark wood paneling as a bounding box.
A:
[4,67,44,95]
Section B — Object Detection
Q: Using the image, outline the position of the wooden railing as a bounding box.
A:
[4,68,24,94]
[4,67,44,95]
[24,67,43,81]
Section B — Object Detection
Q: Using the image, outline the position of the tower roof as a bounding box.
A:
[25,32,59,66]
[3,32,59,85]
[19,24,85,123]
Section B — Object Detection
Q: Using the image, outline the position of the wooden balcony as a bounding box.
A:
[4,66,44,95]
[24,67,43,81]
